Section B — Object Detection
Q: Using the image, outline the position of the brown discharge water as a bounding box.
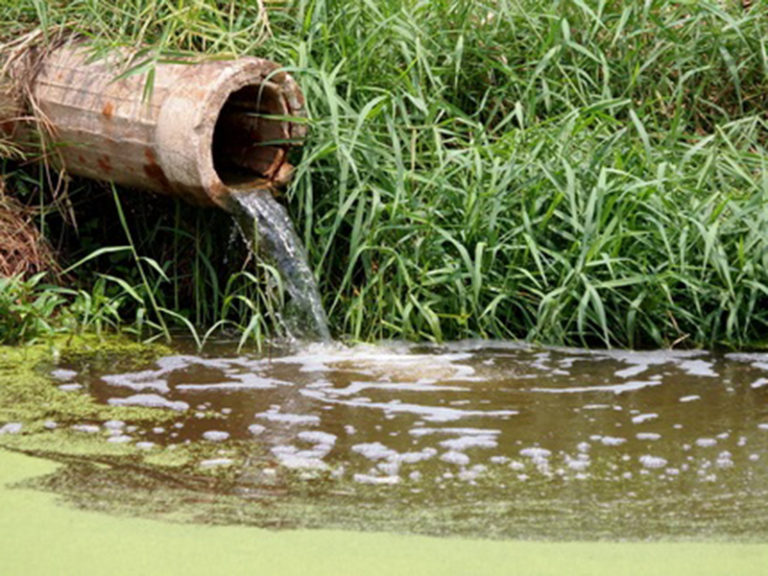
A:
[53,341,768,540]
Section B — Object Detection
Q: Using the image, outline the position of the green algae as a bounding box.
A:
[2,448,767,576]
[0,335,238,478]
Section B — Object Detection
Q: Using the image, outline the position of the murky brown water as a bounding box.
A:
[48,341,768,540]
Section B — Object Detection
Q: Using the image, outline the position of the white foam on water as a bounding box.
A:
[394,449,437,464]
[276,454,328,470]
[51,369,78,381]
[530,380,660,395]
[440,451,471,466]
[71,424,100,434]
[58,384,83,392]
[520,447,552,459]
[636,433,661,441]
[439,435,498,451]
[297,431,337,445]
[749,454,760,461]
[103,420,125,430]
[758,423,768,431]
[326,380,467,397]
[639,455,667,469]
[409,427,501,437]
[301,388,517,422]
[135,441,155,450]
[351,442,398,461]
[108,394,189,412]
[679,359,717,377]
[750,378,768,389]
[102,371,169,393]
[631,413,658,424]
[679,395,701,403]
[43,421,57,430]
[614,364,649,379]
[696,438,717,447]
[107,435,132,444]
[202,430,230,442]
[255,409,320,425]
[600,436,627,446]
[177,373,281,392]
[0,422,22,435]
[199,458,234,469]
[353,473,400,485]
[248,424,266,436]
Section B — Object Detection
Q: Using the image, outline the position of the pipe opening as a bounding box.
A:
[212,82,290,187]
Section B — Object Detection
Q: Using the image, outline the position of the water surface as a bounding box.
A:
[42,340,768,540]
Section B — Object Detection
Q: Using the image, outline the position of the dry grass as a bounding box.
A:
[0,179,57,278]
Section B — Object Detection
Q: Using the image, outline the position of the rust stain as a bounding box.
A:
[143,148,172,192]
[96,155,112,174]
[101,102,115,119]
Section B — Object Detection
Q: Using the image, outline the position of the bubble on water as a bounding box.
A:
[639,455,668,469]
[103,420,125,431]
[136,441,155,450]
[737,436,747,447]
[749,454,760,461]
[679,360,717,377]
[520,447,552,459]
[577,442,591,453]
[490,456,510,464]
[631,413,658,424]
[666,468,680,475]
[758,423,768,431]
[565,457,590,472]
[696,438,717,448]
[51,369,78,381]
[508,460,526,471]
[751,378,768,389]
[439,435,498,451]
[199,458,233,469]
[395,449,437,464]
[202,430,229,442]
[58,384,83,392]
[353,473,400,485]
[440,451,471,466]
[531,380,660,395]
[600,436,626,447]
[351,442,398,461]
[297,431,337,445]
[247,424,266,436]
[409,427,501,437]
[344,425,356,435]
[255,409,320,425]
[221,408,232,415]
[72,424,100,434]
[409,471,422,481]
[108,394,189,412]
[107,434,132,444]
[43,421,57,430]
[679,395,700,403]
[0,422,23,435]
[636,433,661,441]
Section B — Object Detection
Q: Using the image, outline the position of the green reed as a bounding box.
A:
[2,0,768,348]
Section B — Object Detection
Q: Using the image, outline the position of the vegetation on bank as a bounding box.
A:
[2,0,768,348]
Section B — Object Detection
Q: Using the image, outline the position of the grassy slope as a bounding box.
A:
[2,1,768,348]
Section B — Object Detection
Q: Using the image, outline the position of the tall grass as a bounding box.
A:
[2,0,768,348]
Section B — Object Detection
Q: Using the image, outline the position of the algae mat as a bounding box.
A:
[1,449,766,576]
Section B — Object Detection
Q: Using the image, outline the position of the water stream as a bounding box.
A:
[230,186,330,341]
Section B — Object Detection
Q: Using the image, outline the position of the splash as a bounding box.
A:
[230,187,330,341]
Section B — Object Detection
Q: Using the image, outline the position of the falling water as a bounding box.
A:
[230,187,330,341]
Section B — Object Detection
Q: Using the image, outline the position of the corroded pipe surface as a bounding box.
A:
[0,40,305,210]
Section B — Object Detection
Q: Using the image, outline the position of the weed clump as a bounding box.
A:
[0,185,56,278]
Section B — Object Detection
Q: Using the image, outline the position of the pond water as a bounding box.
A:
[42,340,768,540]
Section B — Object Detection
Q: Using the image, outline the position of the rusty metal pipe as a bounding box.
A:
[0,39,305,210]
